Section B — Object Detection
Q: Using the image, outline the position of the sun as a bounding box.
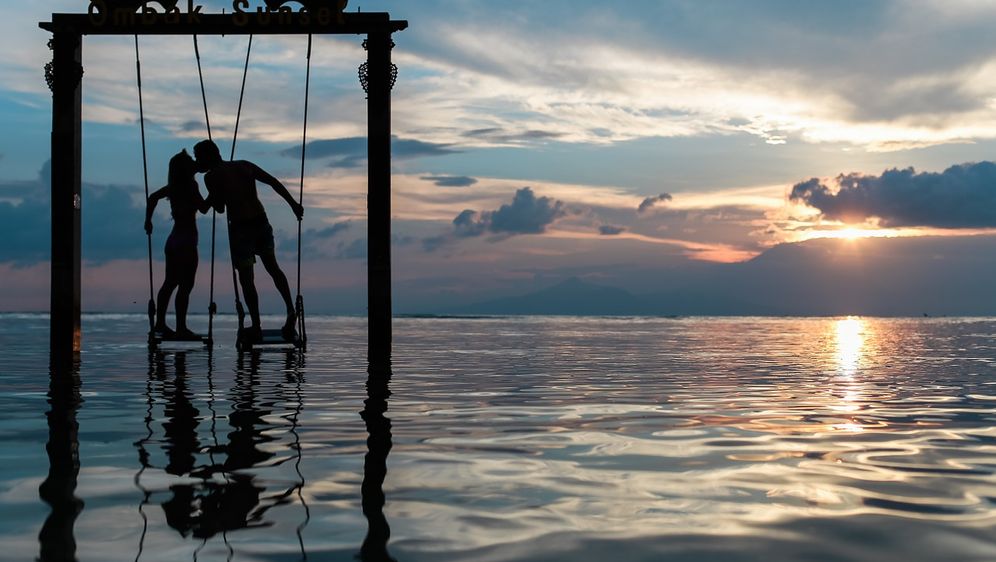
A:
[837,228,865,241]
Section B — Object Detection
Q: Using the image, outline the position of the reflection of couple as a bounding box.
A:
[145,140,304,341]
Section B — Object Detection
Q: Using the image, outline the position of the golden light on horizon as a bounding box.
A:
[799,227,896,242]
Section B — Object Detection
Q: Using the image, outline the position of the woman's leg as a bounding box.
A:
[174,252,198,335]
[156,267,179,332]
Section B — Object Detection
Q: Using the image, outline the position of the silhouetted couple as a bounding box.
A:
[145,140,303,341]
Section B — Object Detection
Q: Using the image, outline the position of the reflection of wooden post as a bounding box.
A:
[38,359,83,561]
[49,32,83,357]
[366,32,393,361]
[360,364,393,560]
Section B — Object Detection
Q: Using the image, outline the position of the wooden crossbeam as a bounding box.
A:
[40,12,407,36]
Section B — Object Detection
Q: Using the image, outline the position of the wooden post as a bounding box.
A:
[366,32,393,361]
[48,32,83,358]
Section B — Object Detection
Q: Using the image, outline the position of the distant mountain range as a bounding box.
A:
[439,236,996,316]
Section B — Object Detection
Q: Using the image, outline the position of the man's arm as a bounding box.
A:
[203,173,225,214]
[194,181,211,214]
[250,162,304,220]
[145,185,169,234]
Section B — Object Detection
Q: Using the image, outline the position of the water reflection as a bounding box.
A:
[134,350,310,558]
[361,362,395,562]
[38,357,84,562]
[14,315,996,561]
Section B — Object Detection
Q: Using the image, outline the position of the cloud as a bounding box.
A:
[281,137,365,168]
[789,161,996,228]
[280,220,351,252]
[420,175,478,187]
[313,221,351,239]
[598,225,626,236]
[638,193,673,213]
[425,187,567,250]
[337,238,366,260]
[393,138,460,158]
[453,209,488,237]
[178,120,204,133]
[281,136,459,168]
[421,235,448,253]
[463,187,566,236]
[462,128,564,144]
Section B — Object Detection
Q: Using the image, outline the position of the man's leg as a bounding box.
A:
[237,263,261,331]
[260,253,296,332]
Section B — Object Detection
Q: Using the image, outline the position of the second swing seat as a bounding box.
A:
[235,327,304,351]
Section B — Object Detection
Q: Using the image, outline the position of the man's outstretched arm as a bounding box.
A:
[251,163,304,219]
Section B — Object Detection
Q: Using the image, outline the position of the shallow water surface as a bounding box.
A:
[1,314,996,561]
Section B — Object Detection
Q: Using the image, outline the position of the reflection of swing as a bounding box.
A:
[133,350,310,558]
[139,33,311,351]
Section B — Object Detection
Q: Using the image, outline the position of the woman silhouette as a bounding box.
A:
[145,150,210,338]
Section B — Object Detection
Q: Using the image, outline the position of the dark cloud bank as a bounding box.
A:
[0,163,152,265]
[8,159,996,316]
[790,162,996,228]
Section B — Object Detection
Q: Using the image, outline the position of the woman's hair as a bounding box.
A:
[167,149,195,189]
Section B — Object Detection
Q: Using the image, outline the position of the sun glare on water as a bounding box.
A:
[835,317,864,377]
[829,316,868,431]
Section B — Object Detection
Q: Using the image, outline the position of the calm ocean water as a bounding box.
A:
[1,314,995,561]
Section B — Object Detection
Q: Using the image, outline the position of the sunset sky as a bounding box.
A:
[5,0,996,313]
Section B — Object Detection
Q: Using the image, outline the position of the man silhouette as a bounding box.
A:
[194,139,303,340]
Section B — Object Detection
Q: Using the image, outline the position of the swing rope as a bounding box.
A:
[194,35,224,345]
[228,35,252,331]
[227,34,254,335]
[193,35,213,144]
[230,35,253,161]
[295,34,312,346]
[135,36,155,333]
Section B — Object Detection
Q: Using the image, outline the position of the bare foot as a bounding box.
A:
[282,311,298,341]
[155,325,175,337]
[176,328,198,339]
[242,325,262,343]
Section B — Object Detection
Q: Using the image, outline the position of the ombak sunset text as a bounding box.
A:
[86,0,349,26]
